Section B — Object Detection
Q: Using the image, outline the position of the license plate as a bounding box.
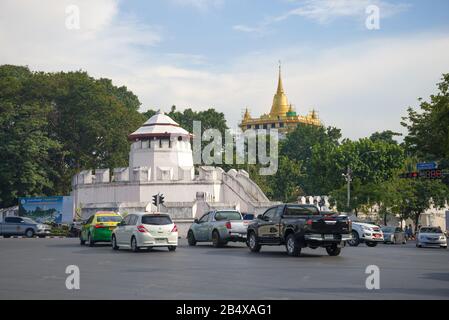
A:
[324,234,334,240]
[155,239,166,244]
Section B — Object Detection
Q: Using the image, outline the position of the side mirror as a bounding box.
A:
[118,221,126,226]
[194,219,199,224]
[257,215,264,220]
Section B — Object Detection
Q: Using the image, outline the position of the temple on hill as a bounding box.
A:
[239,65,322,135]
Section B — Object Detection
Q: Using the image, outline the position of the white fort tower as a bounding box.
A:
[71,111,277,225]
[128,111,194,181]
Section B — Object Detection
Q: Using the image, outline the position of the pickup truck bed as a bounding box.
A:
[187,210,250,248]
[247,204,352,256]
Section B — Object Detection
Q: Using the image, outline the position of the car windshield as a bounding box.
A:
[382,227,395,232]
[141,215,172,225]
[97,216,122,222]
[284,205,319,216]
[420,227,442,233]
[215,211,242,221]
[22,218,37,224]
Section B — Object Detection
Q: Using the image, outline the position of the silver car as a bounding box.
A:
[416,226,447,249]
[0,216,51,238]
[381,226,407,244]
[187,210,249,247]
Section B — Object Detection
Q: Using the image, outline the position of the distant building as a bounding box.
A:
[239,65,321,135]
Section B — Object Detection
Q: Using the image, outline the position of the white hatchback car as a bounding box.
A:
[112,213,178,252]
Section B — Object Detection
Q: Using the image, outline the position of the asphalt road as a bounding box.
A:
[0,237,448,300]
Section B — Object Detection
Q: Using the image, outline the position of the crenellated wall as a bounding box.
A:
[72,166,277,221]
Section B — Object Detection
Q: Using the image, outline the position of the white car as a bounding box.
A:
[416,226,447,249]
[348,221,384,247]
[112,212,178,252]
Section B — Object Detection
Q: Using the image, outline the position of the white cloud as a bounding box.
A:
[233,25,262,33]
[0,0,161,72]
[1,0,448,140]
[278,0,410,23]
[169,0,224,11]
[233,0,410,34]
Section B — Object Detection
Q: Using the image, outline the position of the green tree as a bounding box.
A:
[43,71,144,194]
[403,179,448,231]
[142,106,228,137]
[280,124,341,195]
[312,138,405,204]
[0,66,61,207]
[402,73,449,183]
[269,156,303,202]
[369,130,402,144]
[0,65,145,205]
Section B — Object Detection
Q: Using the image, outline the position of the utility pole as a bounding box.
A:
[341,150,379,214]
[342,166,352,212]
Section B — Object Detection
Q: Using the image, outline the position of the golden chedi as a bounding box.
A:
[240,65,322,135]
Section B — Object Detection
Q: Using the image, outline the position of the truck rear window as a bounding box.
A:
[284,205,319,216]
[142,215,172,225]
[215,211,242,221]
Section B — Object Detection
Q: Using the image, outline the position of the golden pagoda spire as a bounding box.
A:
[270,61,290,117]
[277,61,284,94]
[243,107,251,121]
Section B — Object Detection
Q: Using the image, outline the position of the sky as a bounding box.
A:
[1,0,449,139]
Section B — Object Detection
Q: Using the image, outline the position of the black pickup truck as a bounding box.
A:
[246,204,352,256]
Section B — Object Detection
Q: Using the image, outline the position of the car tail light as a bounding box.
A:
[306,219,313,226]
[171,224,178,233]
[94,224,105,229]
[225,221,232,229]
[137,225,147,233]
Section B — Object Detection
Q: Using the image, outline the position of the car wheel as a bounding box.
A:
[187,230,197,246]
[3,235,11,238]
[25,229,35,238]
[347,231,360,247]
[212,230,224,248]
[286,233,301,257]
[248,232,261,253]
[168,246,177,252]
[366,242,378,247]
[88,233,95,247]
[441,246,447,249]
[392,236,397,245]
[326,244,341,256]
[111,235,119,251]
[131,236,139,252]
[80,235,85,245]
[38,235,46,239]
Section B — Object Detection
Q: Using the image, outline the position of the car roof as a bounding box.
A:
[130,212,170,216]
[95,211,119,216]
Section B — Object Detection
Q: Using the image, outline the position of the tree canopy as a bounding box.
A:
[0,65,144,207]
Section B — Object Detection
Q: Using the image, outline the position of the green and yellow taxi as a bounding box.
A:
[80,212,122,247]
